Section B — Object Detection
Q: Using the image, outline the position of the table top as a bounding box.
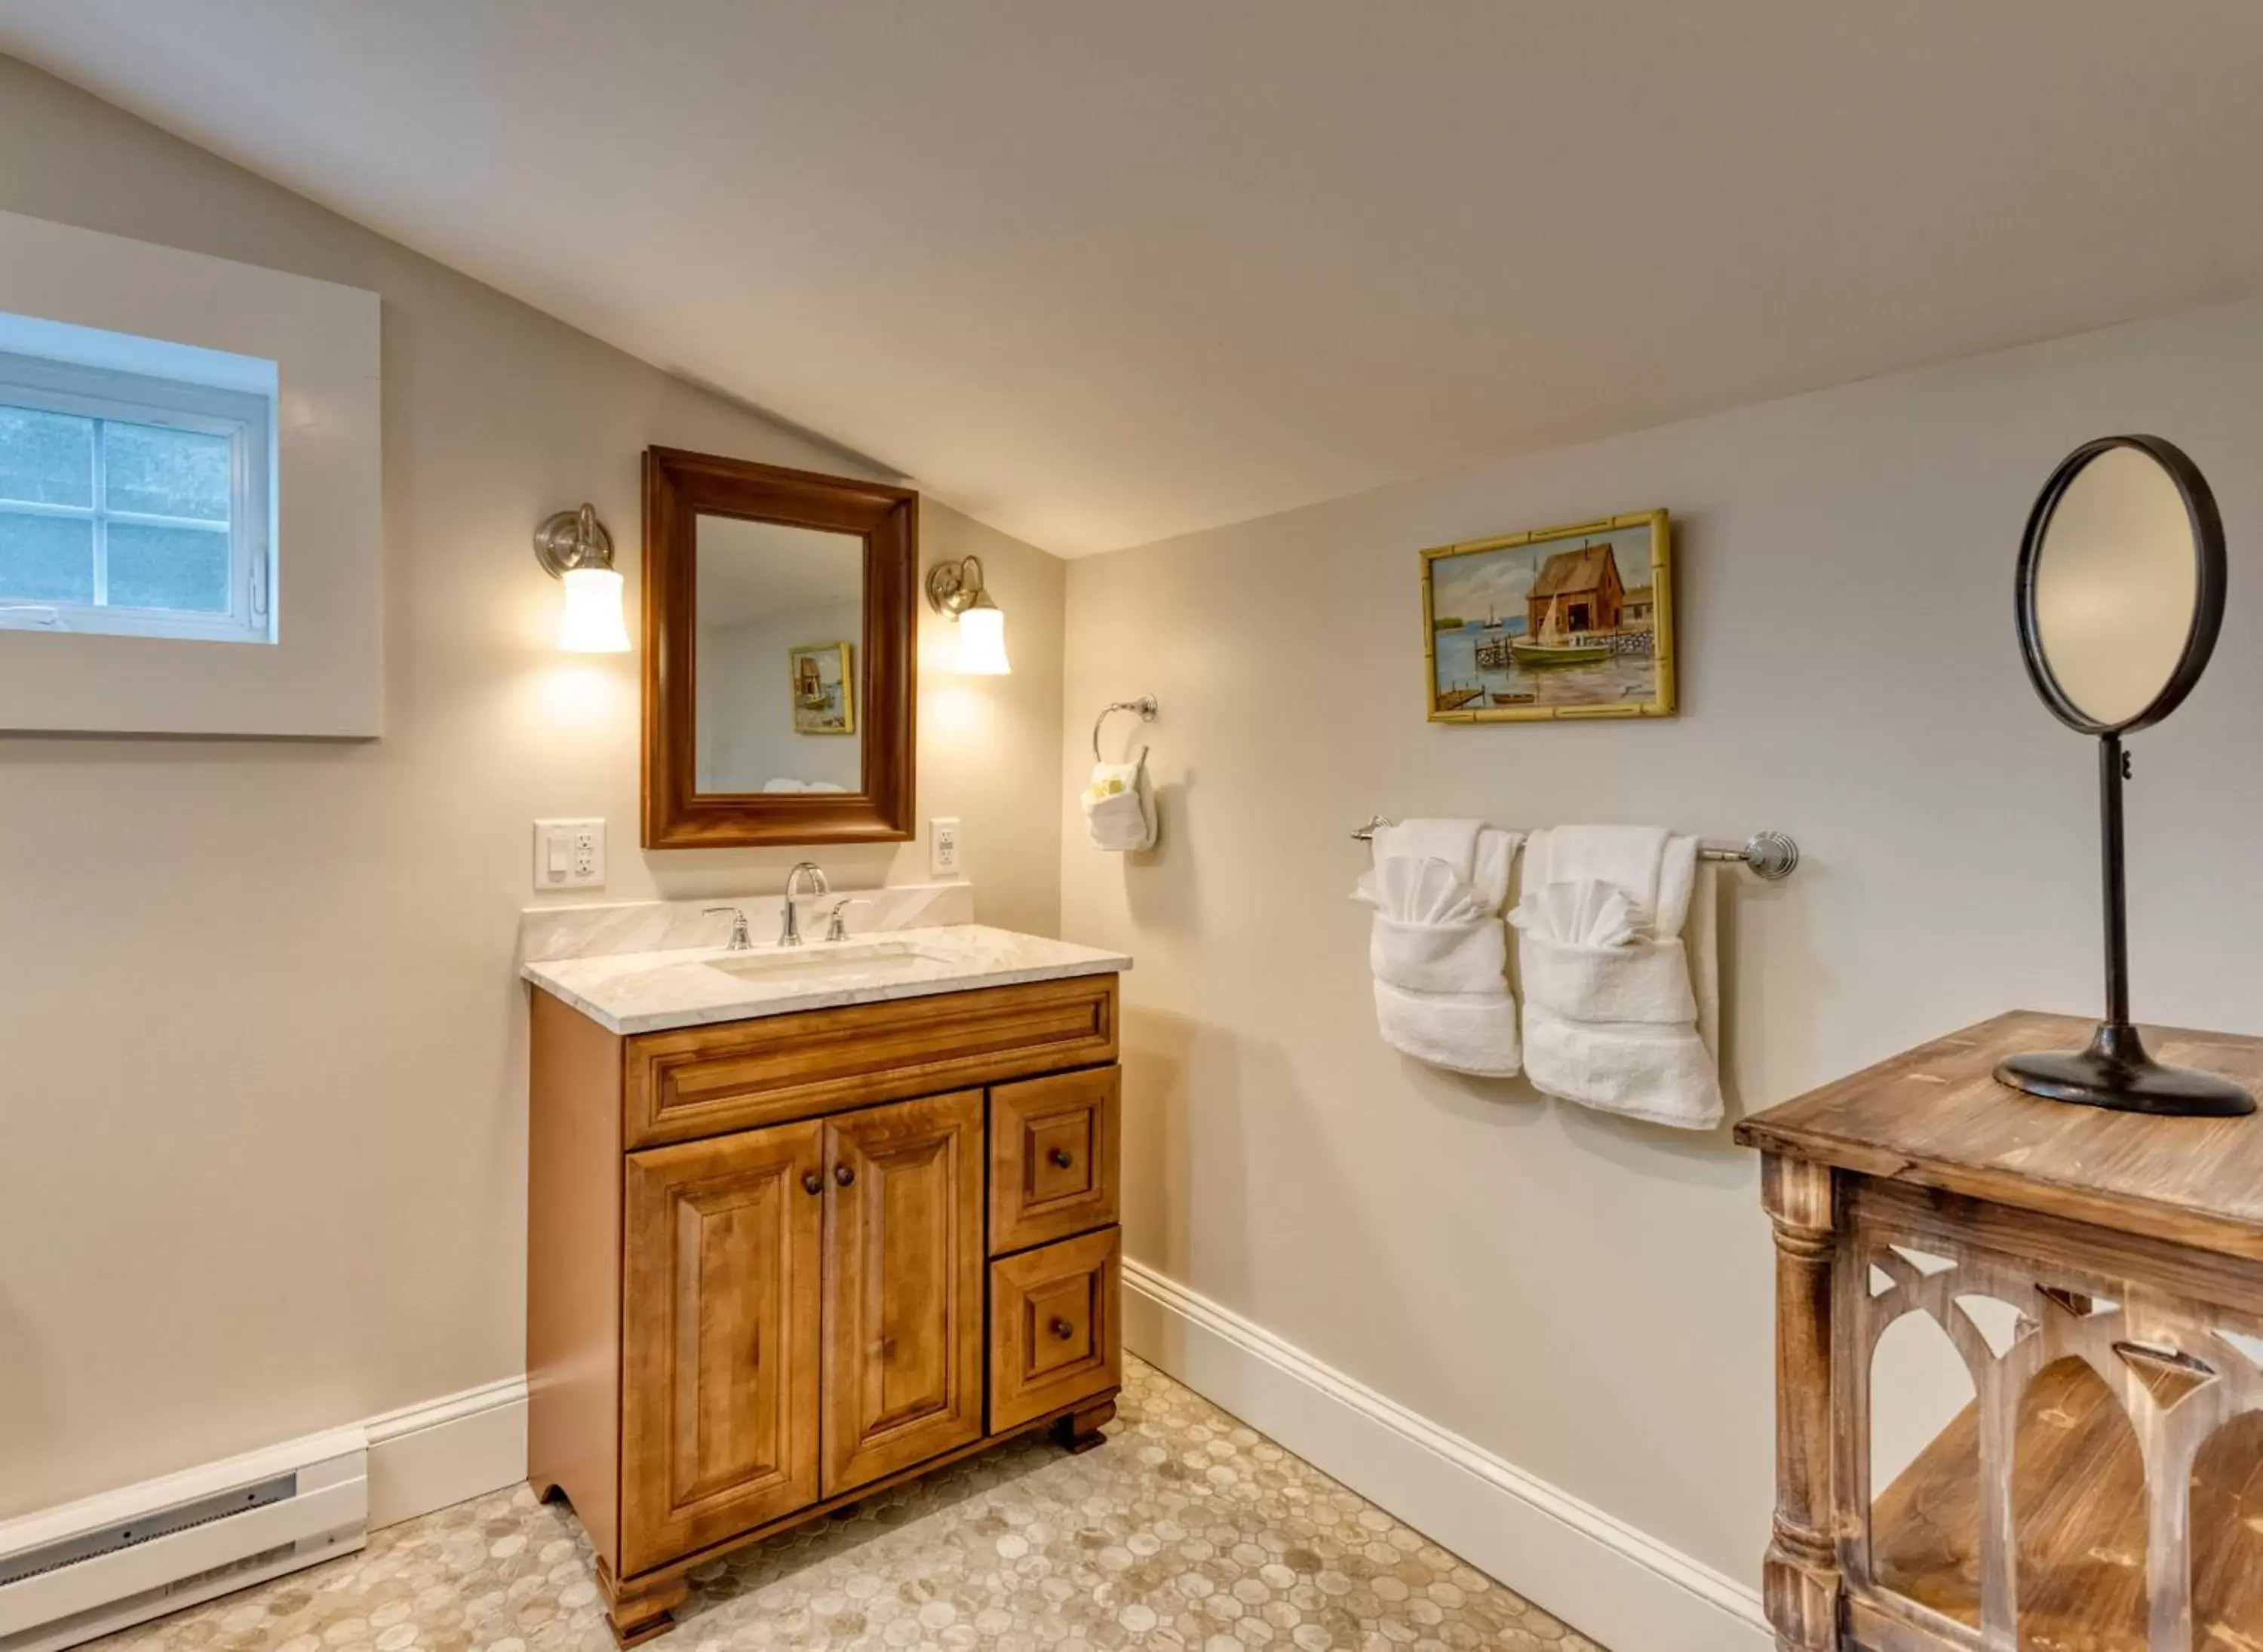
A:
[1735,1011,2263,1257]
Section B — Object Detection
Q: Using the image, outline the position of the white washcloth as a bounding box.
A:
[1353,821,1523,1076]
[761,778,809,793]
[1513,828,1721,1128]
[1082,760,1156,852]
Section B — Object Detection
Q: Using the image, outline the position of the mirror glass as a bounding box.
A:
[2031,446,2198,729]
[692,515,864,795]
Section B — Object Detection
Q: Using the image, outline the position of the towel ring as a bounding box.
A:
[1092,695,1159,763]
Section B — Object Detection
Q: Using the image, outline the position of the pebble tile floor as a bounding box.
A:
[93,1358,1607,1652]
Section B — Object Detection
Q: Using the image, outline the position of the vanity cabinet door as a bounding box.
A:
[620,1120,824,1576]
[821,1089,984,1494]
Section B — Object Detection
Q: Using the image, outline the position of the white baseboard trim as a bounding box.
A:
[1122,1259,1771,1652]
[362,1375,527,1530]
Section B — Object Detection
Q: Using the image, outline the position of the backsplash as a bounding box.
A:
[517,881,975,963]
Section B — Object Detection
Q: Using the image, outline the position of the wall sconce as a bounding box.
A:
[533,502,630,653]
[924,554,1011,675]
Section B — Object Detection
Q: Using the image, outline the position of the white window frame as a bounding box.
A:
[0,348,274,644]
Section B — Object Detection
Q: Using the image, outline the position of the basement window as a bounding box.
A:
[0,346,274,643]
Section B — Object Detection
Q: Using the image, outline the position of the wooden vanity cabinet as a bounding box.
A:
[528,974,1123,1647]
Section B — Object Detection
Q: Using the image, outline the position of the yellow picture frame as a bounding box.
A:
[1419,508,1676,723]
[788,640,856,735]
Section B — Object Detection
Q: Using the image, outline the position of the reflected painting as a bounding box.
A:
[789,640,856,736]
[1420,510,1675,722]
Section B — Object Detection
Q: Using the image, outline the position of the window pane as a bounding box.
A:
[0,405,94,507]
[103,420,231,522]
[106,522,232,613]
[0,511,94,603]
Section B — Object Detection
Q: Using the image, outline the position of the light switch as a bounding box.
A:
[930,817,962,877]
[534,818,606,889]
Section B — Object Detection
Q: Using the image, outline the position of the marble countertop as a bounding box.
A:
[522,923,1132,1035]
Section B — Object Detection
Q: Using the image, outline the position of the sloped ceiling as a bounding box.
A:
[3,2,2261,555]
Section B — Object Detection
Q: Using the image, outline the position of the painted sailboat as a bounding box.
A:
[1509,596,1614,668]
[1482,603,1503,630]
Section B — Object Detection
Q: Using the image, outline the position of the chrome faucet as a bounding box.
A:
[703,906,753,951]
[778,861,831,946]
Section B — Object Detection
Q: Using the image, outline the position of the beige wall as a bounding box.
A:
[1059,293,2263,1579]
[0,58,1064,1519]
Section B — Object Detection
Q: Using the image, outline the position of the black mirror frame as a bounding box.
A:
[2013,433,2227,738]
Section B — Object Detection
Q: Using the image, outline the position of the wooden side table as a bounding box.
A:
[1736,1012,2263,1652]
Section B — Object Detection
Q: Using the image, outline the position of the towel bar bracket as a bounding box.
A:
[1092,695,1159,763]
[1350,816,1801,882]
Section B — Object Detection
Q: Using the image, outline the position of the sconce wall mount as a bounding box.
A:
[534,502,614,578]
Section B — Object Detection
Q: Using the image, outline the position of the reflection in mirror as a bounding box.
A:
[692,515,864,795]
[2031,445,2198,729]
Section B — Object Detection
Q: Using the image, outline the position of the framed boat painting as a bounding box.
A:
[1420,509,1676,723]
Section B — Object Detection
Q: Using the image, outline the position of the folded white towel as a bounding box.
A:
[807,781,847,793]
[1082,760,1156,852]
[761,778,809,793]
[1514,828,1721,1128]
[1521,823,1691,935]
[1353,821,1524,1076]
[1371,818,1482,883]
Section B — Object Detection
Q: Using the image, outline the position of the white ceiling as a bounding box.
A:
[5,2,2261,556]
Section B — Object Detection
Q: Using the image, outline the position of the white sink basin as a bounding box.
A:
[705,939,946,984]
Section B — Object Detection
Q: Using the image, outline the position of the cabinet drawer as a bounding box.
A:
[624,973,1117,1149]
[988,1067,1120,1255]
[988,1228,1121,1433]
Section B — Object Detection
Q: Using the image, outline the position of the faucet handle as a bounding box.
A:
[825,898,873,942]
[703,905,752,950]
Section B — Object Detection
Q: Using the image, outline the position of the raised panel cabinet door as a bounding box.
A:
[620,1119,824,1576]
[821,1089,985,1494]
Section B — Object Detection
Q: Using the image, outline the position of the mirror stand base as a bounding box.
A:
[1997,1022,2255,1117]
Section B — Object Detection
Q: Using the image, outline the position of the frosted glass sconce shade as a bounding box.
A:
[534,502,629,653]
[956,594,1010,674]
[560,567,631,653]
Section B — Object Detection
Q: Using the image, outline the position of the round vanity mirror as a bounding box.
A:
[1997,434,2250,1116]
[2016,436,2225,735]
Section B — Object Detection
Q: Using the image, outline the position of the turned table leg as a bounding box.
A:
[1762,1155,1842,1652]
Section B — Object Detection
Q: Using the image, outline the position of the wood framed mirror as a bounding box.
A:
[641,447,916,847]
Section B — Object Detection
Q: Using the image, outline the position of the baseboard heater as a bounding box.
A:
[0,1427,367,1652]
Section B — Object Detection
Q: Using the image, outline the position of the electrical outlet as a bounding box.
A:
[929,816,962,877]
[533,818,606,889]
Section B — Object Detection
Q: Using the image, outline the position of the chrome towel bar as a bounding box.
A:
[1350,815,1800,881]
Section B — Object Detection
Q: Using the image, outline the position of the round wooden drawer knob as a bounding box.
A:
[802,1171,822,1195]
[1049,1147,1074,1169]
[835,1164,855,1187]
[1050,1317,1076,1340]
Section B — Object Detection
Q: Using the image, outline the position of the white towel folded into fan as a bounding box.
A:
[1511,826,1721,1128]
[1353,820,1523,1076]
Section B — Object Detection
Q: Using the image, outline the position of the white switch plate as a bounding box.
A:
[533,818,606,889]
[929,816,962,878]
